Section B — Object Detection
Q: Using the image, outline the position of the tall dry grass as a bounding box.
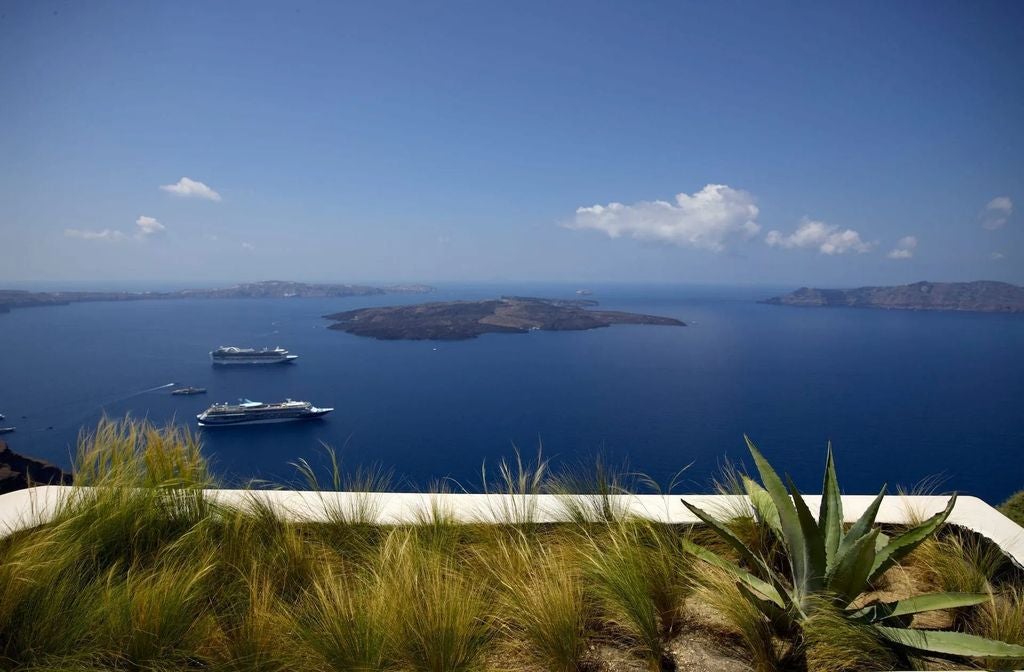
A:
[1,417,1022,672]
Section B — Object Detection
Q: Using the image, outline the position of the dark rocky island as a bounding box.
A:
[324,296,686,340]
[763,281,1024,313]
[0,441,71,495]
[0,281,433,314]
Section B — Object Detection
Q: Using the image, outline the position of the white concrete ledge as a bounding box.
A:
[1,486,1022,567]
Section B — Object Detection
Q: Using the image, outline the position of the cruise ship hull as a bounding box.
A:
[197,408,331,427]
[210,355,298,366]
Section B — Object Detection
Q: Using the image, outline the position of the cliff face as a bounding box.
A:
[763,281,1024,313]
[0,441,71,494]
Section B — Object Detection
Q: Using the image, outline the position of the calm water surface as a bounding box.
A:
[2,284,1022,503]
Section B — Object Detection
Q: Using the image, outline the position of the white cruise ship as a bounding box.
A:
[196,399,332,427]
[210,346,298,365]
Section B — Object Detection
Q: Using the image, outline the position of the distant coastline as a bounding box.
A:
[0,440,71,495]
[324,296,686,340]
[0,280,434,314]
[763,281,1024,313]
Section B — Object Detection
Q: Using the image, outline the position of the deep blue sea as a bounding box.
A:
[1,284,1022,504]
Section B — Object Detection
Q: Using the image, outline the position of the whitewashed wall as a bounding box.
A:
[1,486,1021,568]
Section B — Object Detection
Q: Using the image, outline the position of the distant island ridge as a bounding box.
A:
[5,279,1022,316]
[0,280,434,314]
[324,296,685,340]
[763,281,1024,313]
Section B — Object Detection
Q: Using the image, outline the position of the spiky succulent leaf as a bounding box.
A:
[874,530,889,552]
[874,625,1024,658]
[836,485,886,560]
[681,538,786,608]
[870,495,957,581]
[825,528,879,607]
[849,593,989,624]
[818,442,843,573]
[680,499,789,600]
[735,579,791,626]
[745,435,811,593]
[742,475,781,534]
[787,476,827,591]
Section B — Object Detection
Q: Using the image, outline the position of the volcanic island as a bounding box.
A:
[323,296,686,341]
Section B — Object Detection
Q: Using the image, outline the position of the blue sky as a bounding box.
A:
[1,1,1022,286]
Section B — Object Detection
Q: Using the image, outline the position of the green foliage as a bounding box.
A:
[583,519,691,670]
[381,530,494,672]
[970,586,1024,670]
[481,444,549,528]
[549,453,633,524]
[691,563,782,672]
[801,598,902,672]
[999,489,1024,527]
[93,559,216,667]
[493,539,591,672]
[3,418,1023,672]
[682,436,1024,664]
[292,566,396,671]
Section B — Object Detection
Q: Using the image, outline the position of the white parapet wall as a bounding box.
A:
[0,486,1022,567]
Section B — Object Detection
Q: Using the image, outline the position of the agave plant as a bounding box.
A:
[682,437,1024,661]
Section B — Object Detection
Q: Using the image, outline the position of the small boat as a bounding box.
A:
[0,413,5,421]
[172,387,208,396]
[0,427,15,435]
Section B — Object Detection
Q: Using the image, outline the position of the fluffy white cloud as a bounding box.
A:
[65,216,167,242]
[64,228,127,241]
[886,235,918,260]
[981,196,1012,230]
[765,218,874,255]
[566,184,760,251]
[135,215,165,237]
[160,176,222,202]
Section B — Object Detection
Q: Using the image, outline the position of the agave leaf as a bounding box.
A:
[680,499,787,589]
[742,475,781,535]
[682,538,786,608]
[735,579,790,625]
[745,436,811,593]
[818,442,843,573]
[874,530,889,552]
[787,476,827,592]
[682,499,764,569]
[849,592,989,623]
[825,528,879,607]
[835,484,886,561]
[870,495,957,581]
[874,625,1024,658]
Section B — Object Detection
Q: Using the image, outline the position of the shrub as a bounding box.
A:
[682,437,1024,664]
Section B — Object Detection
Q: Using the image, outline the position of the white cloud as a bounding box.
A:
[886,235,918,260]
[991,251,1005,260]
[160,176,222,202]
[566,184,760,251]
[64,228,127,241]
[981,196,1012,230]
[135,215,165,237]
[65,216,167,242]
[765,218,874,255]
[241,241,255,251]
